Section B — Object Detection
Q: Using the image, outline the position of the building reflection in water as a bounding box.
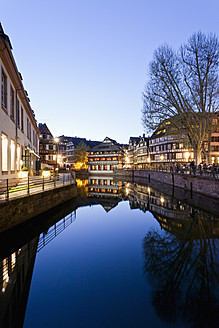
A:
[0,210,76,328]
[88,178,219,327]
[0,178,218,328]
[122,181,219,328]
[87,176,123,212]
[0,238,38,328]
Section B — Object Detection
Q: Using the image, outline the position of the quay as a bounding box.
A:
[0,173,77,233]
[114,169,219,199]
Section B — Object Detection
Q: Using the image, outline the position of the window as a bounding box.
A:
[21,107,24,131]
[2,133,8,171]
[10,86,15,118]
[176,153,183,159]
[1,70,7,108]
[27,118,31,141]
[17,100,20,126]
[11,140,15,171]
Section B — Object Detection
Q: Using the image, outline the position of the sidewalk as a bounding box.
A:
[0,173,74,202]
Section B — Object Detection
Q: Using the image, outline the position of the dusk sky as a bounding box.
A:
[1,0,219,143]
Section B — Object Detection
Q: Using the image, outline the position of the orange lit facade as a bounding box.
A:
[88,137,124,174]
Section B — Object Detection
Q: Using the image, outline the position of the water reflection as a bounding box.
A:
[143,211,219,328]
[88,178,219,327]
[0,238,38,328]
[87,175,123,212]
[0,177,218,327]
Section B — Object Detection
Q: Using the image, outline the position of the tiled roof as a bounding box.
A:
[38,123,53,136]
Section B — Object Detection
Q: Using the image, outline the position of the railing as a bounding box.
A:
[37,211,76,252]
[0,173,75,202]
[116,165,219,179]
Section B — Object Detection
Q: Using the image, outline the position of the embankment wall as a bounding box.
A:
[114,170,219,199]
[0,184,77,233]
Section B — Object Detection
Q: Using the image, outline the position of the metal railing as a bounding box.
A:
[0,173,75,202]
[117,165,219,179]
[37,211,76,252]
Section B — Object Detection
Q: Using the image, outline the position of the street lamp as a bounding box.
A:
[54,137,59,172]
[184,151,190,161]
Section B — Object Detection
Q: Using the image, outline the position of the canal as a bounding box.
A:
[0,178,218,328]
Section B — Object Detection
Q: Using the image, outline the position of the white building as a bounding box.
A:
[0,24,39,179]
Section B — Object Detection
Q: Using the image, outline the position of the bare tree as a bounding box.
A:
[142,32,219,164]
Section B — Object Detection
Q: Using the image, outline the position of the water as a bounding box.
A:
[0,178,218,328]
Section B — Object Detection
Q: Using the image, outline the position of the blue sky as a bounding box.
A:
[1,0,219,143]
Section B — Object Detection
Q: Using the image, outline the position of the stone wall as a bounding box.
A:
[0,184,78,233]
[114,170,219,199]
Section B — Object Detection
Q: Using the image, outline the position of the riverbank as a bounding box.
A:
[0,183,77,233]
[114,169,219,199]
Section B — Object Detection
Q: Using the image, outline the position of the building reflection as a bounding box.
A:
[0,178,218,328]
[143,210,219,328]
[0,210,77,328]
[0,237,38,328]
[123,181,219,328]
[87,176,123,212]
[88,178,219,327]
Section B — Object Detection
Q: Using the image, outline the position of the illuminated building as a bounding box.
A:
[0,24,40,178]
[38,123,58,169]
[87,137,124,174]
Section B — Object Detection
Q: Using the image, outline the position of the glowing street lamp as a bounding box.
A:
[160,196,165,204]
[184,151,190,161]
[160,154,164,161]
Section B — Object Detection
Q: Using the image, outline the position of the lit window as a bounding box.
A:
[11,252,16,270]
[11,139,15,170]
[2,133,8,171]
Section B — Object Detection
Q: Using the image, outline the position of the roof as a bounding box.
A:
[58,135,101,149]
[0,23,13,50]
[129,136,141,143]
[89,137,123,152]
[38,123,53,137]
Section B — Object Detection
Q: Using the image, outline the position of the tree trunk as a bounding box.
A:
[194,148,202,165]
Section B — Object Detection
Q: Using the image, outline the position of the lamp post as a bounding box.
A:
[54,137,59,172]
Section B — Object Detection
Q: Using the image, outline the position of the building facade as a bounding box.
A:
[88,137,124,174]
[38,123,58,169]
[126,121,219,168]
[148,131,194,168]
[0,24,39,179]
[65,141,75,168]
